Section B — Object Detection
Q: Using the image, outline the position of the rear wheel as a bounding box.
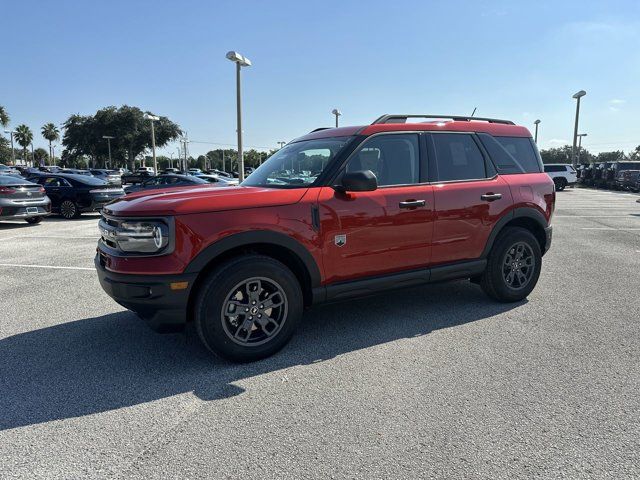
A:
[480,227,542,302]
[553,177,566,191]
[194,255,303,362]
[25,217,42,224]
[60,200,80,219]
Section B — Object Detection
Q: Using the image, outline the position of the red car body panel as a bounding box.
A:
[431,176,514,265]
[317,185,435,284]
[97,119,555,331]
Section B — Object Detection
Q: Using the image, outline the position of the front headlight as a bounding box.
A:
[99,217,172,255]
[118,221,169,253]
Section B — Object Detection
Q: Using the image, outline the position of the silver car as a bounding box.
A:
[0,175,51,224]
[90,169,122,185]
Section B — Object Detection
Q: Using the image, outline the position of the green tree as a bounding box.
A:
[41,123,60,164]
[62,105,181,169]
[34,147,49,164]
[596,151,626,163]
[14,125,33,166]
[628,145,640,161]
[0,136,12,164]
[540,145,595,164]
[0,106,9,128]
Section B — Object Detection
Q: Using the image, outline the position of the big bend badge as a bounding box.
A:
[334,234,346,247]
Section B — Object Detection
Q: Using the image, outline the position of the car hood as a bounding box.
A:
[103,185,309,216]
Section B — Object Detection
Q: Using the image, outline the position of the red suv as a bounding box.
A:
[96,114,555,362]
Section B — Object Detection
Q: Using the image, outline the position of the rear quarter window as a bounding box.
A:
[478,134,542,174]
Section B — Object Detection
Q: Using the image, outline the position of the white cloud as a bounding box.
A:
[608,99,625,112]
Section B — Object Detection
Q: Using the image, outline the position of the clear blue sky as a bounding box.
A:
[2,0,639,157]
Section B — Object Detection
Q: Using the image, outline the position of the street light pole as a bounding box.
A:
[534,119,541,143]
[277,141,286,149]
[571,90,586,167]
[31,143,35,167]
[576,133,588,164]
[331,109,342,127]
[226,51,251,182]
[144,113,160,174]
[102,135,114,169]
[4,130,16,165]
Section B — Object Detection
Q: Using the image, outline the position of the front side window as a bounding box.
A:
[344,134,420,186]
[242,137,352,188]
[433,133,486,181]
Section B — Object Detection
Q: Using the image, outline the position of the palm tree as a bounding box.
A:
[41,123,60,165]
[0,106,9,128]
[14,125,33,166]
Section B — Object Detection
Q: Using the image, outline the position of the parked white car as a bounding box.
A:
[137,166,155,175]
[544,164,577,191]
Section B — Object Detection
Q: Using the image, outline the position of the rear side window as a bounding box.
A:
[495,137,542,173]
[544,165,568,173]
[432,133,486,181]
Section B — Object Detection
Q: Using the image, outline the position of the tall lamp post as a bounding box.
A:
[576,133,588,164]
[534,119,541,143]
[571,90,586,167]
[144,113,160,174]
[102,135,114,168]
[331,109,341,127]
[277,141,286,149]
[4,130,16,165]
[226,51,252,182]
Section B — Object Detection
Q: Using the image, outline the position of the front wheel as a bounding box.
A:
[479,227,542,302]
[194,255,303,362]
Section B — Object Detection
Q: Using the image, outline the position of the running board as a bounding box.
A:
[313,259,487,303]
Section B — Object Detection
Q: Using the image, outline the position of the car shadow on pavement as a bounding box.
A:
[0,280,524,431]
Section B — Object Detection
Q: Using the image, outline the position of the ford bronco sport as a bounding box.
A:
[96,114,555,362]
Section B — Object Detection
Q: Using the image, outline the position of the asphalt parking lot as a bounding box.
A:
[1,188,639,479]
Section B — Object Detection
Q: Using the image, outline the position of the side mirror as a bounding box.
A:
[335,170,378,193]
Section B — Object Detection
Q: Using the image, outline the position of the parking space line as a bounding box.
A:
[555,215,637,218]
[0,263,94,271]
[19,235,99,239]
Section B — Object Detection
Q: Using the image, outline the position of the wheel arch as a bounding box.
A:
[185,231,322,318]
[481,208,548,258]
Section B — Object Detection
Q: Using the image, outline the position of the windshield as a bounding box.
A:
[242,137,353,188]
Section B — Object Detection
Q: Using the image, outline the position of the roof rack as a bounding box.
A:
[371,114,515,125]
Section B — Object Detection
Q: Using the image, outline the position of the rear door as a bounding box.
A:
[428,133,512,265]
[318,133,435,284]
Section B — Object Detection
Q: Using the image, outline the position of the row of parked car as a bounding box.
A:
[541,161,640,192]
[576,161,640,191]
[0,164,241,225]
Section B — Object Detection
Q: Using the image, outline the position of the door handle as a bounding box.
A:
[480,193,502,202]
[399,199,426,209]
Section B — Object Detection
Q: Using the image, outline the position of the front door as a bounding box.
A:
[318,133,434,284]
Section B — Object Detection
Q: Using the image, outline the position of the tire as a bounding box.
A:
[553,177,566,191]
[194,255,303,362]
[479,227,542,303]
[25,217,42,224]
[60,200,80,219]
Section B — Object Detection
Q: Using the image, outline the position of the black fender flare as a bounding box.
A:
[481,207,549,258]
[184,230,322,288]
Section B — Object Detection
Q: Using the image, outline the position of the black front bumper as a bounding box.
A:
[95,254,198,332]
